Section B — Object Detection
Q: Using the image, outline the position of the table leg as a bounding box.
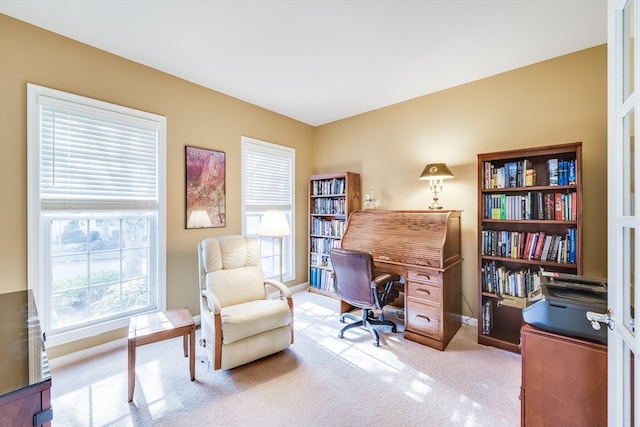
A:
[189,325,195,381]
[128,337,135,402]
[182,334,188,357]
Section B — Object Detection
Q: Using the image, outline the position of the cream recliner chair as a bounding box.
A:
[198,235,294,370]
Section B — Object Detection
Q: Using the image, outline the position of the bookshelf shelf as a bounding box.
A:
[477,142,583,353]
[308,172,360,296]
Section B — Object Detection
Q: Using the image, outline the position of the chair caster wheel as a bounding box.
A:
[338,332,344,339]
[391,327,397,333]
[373,341,380,347]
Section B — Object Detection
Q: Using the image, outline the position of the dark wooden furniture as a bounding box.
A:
[478,142,583,352]
[128,308,195,402]
[520,323,606,426]
[0,290,52,427]
[308,172,361,295]
[341,209,463,351]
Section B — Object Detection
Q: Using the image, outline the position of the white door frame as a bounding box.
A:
[608,1,639,425]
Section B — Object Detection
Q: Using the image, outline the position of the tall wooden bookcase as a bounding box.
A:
[477,142,583,352]
[308,172,361,296]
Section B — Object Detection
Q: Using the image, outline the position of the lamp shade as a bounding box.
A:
[187,209,213,228]
[419,163,454,180]
[257,210,291,237]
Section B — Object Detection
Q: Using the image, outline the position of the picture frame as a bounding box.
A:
[185,145,226,228]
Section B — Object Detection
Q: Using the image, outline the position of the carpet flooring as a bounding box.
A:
[50,289,521,426]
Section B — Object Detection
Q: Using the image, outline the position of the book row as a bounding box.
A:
[310,217,346,238]
[310,236,341,255]
[481,260,543,297]
[481,228,577,264]
[482,158,576,189]
[312,198,346,215]
[483,191,577,221]
[547,158,576,186]
[309,267,335,292]
[311,178,346,196]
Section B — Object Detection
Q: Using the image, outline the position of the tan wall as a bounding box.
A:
[314,45,608,319]
[1,12,607,356]
[0,14,314,357]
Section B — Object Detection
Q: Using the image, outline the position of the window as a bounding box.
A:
[241,136,295,282]
[27,84,166,347]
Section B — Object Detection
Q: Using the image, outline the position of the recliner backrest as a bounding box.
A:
[199,235,266,307]
[330,248,376,308]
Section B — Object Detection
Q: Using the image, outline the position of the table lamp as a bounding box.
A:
[419,163,454,209]
[257,210,291,283]
[187,209,213,228]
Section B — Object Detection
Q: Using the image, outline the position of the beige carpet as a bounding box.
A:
[50,289,521,427]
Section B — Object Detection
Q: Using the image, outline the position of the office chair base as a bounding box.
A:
[338,309,397,346]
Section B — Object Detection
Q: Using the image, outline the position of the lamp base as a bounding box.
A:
[429,195,444,210]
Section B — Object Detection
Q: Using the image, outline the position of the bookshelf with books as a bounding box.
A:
[308,172,361,296]
[477,142,583,352]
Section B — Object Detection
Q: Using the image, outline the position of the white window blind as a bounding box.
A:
[37,94,159,210]
[243,139,293,209]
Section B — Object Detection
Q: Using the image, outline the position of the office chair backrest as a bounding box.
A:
[331,248,376,308]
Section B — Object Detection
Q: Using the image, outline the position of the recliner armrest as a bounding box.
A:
[263,279,292,301]
[201,289,222,314]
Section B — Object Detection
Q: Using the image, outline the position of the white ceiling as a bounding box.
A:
[0,1,607,126]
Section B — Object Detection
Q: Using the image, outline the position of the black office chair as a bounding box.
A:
[330,248,401,346]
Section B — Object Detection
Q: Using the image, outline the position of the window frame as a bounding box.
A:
[27,83,167,347]
[241,136,295,282]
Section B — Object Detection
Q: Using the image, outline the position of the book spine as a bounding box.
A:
[554,193,563,221]
[568,160,576,185]
[568,228,577,264]
[533,232,546,260]
[547,158,559,186]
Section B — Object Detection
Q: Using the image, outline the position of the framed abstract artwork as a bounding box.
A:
[185,145,226,228]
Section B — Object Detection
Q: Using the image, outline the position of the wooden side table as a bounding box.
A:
[128,308,196,402]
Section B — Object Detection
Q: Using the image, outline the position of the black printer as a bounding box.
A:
[522,271,607,344]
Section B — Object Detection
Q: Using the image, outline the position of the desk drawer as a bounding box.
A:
[406,281,441,306]
[406,301,441,338]
[406,269,442,286]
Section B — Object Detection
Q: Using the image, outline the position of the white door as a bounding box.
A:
[608,1,639,425]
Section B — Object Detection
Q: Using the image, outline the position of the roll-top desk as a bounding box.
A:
[341,210,463,350]
[0,290,52,427]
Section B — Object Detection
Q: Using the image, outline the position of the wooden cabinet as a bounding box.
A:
[404,265,462,350]
[341,209,463,350]
[520,323,606,426]
[477,142,583,352]
[0,291,52,427]
[308,172,360,296]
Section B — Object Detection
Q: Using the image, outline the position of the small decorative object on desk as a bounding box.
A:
[363,188,380,209]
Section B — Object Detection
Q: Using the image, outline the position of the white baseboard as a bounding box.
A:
[462,316,478,327]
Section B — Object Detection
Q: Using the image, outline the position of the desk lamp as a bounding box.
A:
[419,163,454,209]
[257,210,291,283]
